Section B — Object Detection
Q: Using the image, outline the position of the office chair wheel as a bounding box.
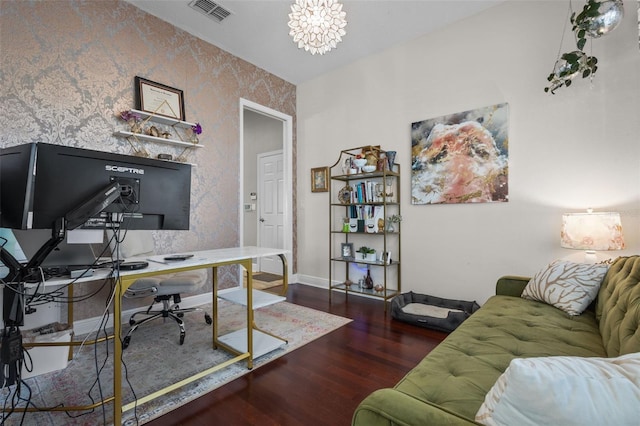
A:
[129,318,136,326]
[205,313,212,325]
[177,313,184,318]
[123,336,131,349]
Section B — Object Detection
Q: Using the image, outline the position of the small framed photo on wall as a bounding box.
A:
[311,166,329,192]
[341,242,354,259]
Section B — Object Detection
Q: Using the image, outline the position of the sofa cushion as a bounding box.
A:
[521,260,608,315]
[596,256,640,356]
[475,353,640,426]
[392,295,606,421]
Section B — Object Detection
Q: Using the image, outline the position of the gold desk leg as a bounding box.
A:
[278,253,288,297]
[245,259,254,370]
[212,266,218,350]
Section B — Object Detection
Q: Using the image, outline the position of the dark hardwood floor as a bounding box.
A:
[147,284,447,426]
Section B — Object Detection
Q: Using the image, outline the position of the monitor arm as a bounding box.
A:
[2,182,121,325]
[24,182,121,271]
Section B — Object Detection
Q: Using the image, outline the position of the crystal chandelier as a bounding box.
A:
[288,0,347,55]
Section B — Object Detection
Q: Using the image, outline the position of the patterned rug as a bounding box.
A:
[3,300,351,425]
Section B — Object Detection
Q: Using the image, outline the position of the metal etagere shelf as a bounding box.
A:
[328,146,401,310]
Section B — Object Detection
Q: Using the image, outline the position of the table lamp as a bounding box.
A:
[560,209,625,263]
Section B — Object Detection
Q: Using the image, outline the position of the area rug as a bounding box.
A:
[3,300,351,425]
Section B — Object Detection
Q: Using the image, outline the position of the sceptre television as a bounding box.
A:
[0,142,192,231]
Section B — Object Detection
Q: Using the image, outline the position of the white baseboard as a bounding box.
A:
[296,274,328,289]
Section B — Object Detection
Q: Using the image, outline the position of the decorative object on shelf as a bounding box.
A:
[363,268,374,289]
[148,126,160,137]
[311,166,329,192]
[411,103,509,205]
[120,110,143,133]
[161,131,171,139]
[352,155,367,173]
[287,0,347,56]
[338,185,353,204]
[545,0,624,94]
[357,246,377,262]
[386,150,397,171]
[342,157,352,175]
[561,209,625,263]
[341,242,354,259]
[188,122,202,144]
[387,214,402,232]
[374,284,384,293]
[157,153,173,161]
[135,76,185,120]
[344,279,353,288]
[384,177,395,202]
[342,217,350,233]
[362,165,376,173]
[364,148,378,166]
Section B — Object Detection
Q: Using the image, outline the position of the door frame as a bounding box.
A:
[239,98,293,280]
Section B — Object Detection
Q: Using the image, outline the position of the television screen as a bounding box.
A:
[0,143,192,231]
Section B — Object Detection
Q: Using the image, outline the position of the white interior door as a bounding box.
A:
[257,151,284,274]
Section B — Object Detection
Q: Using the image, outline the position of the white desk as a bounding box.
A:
[15,246,289,425]
[113,246,289,424]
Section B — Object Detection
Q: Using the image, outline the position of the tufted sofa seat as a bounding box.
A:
[352,256,640,425]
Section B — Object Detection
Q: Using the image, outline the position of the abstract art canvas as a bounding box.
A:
[411,103,509,205]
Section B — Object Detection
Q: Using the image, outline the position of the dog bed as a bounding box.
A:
[391,291,480,333]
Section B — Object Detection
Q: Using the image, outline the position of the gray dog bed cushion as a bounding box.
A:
[391,291,480,333]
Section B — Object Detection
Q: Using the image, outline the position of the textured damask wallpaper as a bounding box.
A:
[0,1,296,319]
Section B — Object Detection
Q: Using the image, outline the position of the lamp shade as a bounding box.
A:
[561,212,625,251]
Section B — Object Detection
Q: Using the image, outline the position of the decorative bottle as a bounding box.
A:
[364,268,374,289]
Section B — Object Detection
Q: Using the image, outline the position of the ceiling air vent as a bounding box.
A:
[189,0,232,23]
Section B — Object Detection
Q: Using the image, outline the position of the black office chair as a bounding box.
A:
[111,231,212,349]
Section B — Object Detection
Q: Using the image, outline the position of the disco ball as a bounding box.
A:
[577,0,624,38]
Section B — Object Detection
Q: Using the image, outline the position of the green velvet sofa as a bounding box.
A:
[352,255,640,425]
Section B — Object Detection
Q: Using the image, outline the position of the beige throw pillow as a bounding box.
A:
[475,353,640,426]
[521,260,608,315]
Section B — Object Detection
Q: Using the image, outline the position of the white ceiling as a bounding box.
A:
[126,0,504,85]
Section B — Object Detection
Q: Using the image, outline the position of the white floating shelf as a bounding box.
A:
[113,130,204,149]
[130,108,196,128]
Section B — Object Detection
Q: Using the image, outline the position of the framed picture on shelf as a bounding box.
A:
[341,242,354,259]
[311,166,329,192]
[135,76,186,121]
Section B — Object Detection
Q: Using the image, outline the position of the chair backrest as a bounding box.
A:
[108,229,209,297]
[108,230,155,260]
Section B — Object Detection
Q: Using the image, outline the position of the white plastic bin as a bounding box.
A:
[21,323,73,379]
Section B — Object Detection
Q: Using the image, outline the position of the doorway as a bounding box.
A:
[239,99,293,280]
